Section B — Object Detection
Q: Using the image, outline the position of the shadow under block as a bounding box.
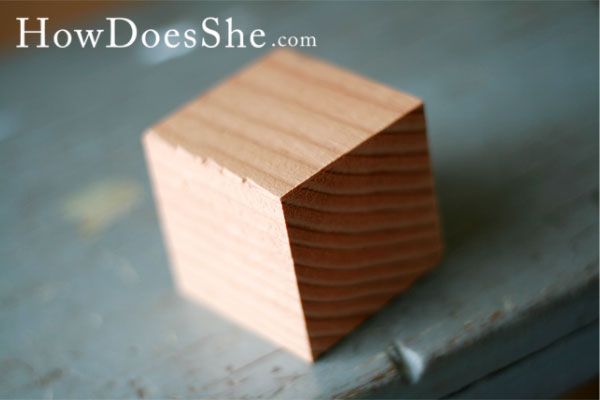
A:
[142,49,444,361]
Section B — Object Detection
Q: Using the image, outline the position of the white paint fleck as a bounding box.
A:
[115,258,140,285]
[166,330,179,346]
[503,296,515,312]
[397,343,425,384]
[36,283,60,304]
[89,313,104,328]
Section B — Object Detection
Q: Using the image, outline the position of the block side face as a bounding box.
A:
[281,106,444,359]
[143,131,312,361]
[150,50,422,199]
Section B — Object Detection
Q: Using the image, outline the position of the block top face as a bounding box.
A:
[150,49,422,198]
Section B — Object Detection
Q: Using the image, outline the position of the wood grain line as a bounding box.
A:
[265,50,422,115]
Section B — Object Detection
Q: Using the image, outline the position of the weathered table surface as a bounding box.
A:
[1,2,598,398]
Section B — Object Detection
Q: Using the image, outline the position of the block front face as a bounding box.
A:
[143,132,312,360]
[282,106,443,359]
[143,49,443,361]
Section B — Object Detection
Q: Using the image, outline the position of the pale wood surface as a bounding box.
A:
[143,130,312,360]
[0,2,597,398]
[152,50,421,198]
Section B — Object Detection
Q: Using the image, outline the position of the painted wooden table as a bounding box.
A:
[1,2,597,398]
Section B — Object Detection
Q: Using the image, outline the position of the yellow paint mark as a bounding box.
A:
[62,178,142,236]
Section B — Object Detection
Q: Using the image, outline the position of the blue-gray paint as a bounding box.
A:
[0,2,597,398]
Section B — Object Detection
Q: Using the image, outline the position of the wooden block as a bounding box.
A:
[142,49,443,361]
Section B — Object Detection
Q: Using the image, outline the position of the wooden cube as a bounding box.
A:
[143,50,443,361]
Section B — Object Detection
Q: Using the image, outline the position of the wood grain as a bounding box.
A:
[143,49,443,361]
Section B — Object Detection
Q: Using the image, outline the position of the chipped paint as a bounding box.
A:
[387,343,426,385]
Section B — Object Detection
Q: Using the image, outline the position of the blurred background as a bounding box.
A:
[0,1,598,398]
